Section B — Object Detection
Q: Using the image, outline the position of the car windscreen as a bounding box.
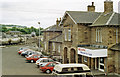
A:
[41,63,48,67]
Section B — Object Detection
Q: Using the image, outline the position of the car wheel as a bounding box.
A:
[31,60,34,63]
[37,65,39,68]
[46,69,51,74]
[25,55,27,58]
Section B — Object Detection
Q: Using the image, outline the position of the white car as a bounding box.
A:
[36,58,55,68]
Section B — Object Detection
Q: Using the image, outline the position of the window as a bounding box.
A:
[49,59,54,62]
[77,67,83,71]
[64,28,71,41]
[34,56,37,58]
[43,59,49,62]
[47,63,54,67]
[44,42,46,50]
[83,57,87,62]
[96,29,102,43]
[62,68,68,72]
[64,28,67,41]
[53,42,55,51]
[68,28,71,41]
[58,45,60,53]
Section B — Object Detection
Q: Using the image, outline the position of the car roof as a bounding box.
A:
[54,64,90,72]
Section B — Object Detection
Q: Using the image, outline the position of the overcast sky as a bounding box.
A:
[0,0,119,28]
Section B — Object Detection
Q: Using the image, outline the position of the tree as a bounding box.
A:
[2,26,8,32]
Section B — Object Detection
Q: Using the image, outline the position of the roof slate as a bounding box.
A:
[42,25,62,32]
[66,11,102,24]
[50,34,62,43]
[90,12,120,26]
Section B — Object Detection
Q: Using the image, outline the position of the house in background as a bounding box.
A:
[42,18,63,58]
[6,31,22,37]
[49,34,62,61]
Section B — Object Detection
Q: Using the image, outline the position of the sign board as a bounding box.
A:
[78,47,107,58]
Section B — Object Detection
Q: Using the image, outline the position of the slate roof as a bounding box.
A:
[49,34,62,43]
[42,25,62,32]
[62,11,102,24]
[109,43,120,51]
[90,12,120,26]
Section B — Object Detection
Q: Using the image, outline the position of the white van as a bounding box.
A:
[52,64,93,77]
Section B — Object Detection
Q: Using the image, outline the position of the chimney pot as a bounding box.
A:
[92,2,94,6]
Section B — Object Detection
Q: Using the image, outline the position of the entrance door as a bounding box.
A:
[70,49,76,63]
[64,47,68,64]
[95,58,99,69]
[99,57,104,72]
[78,55,82,63]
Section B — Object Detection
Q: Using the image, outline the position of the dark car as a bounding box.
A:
[21,50,34,57]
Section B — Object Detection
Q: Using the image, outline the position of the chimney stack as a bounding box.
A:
[87,2,95,12]
[56,18,61,27]
[104,0,113,14]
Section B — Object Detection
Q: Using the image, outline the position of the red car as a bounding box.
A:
[26,54,40,63]
[40,62,59,74]
[18,48,28,55]
[18,50,24,55]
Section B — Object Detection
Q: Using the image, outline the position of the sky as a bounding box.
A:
[0,0,119,29]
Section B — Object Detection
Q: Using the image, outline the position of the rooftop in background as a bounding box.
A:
[42,25,62,32]
[50,34,62,43]
[7,31,22,33]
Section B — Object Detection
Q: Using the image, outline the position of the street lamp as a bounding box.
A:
[38,22,40,52]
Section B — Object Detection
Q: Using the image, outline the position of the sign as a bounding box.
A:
[78,47,107,58]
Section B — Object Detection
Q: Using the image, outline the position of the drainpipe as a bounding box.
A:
[116,28,118,43]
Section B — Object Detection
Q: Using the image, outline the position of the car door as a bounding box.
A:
[47,63,54,71]
[34,56,38,62]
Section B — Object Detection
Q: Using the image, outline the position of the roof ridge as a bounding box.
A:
[66,11,77,24]
[66,11,102,13]
[92,13,103,25]
[106,12,115,25]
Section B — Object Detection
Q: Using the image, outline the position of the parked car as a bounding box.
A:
[40,62,60,74]
[25,51,42,58]
[21,50,34,57]
[26,54,41,63]
[52,64,93,77]
[36,58,54,68]
[18,48,28,55]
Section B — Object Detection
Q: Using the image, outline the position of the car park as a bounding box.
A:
[26,54,41,63]
[40,62,60,74]
[52,64,93,77]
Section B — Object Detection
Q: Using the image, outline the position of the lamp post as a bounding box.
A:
[38,22,40,52]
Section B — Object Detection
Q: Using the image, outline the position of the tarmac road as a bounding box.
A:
[2,45,47,75]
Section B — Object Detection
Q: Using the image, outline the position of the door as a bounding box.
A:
[78,55,82,63]
[34,56,38,62]
[99,57,104,72]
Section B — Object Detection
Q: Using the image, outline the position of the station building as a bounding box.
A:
[59,0,120,74]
